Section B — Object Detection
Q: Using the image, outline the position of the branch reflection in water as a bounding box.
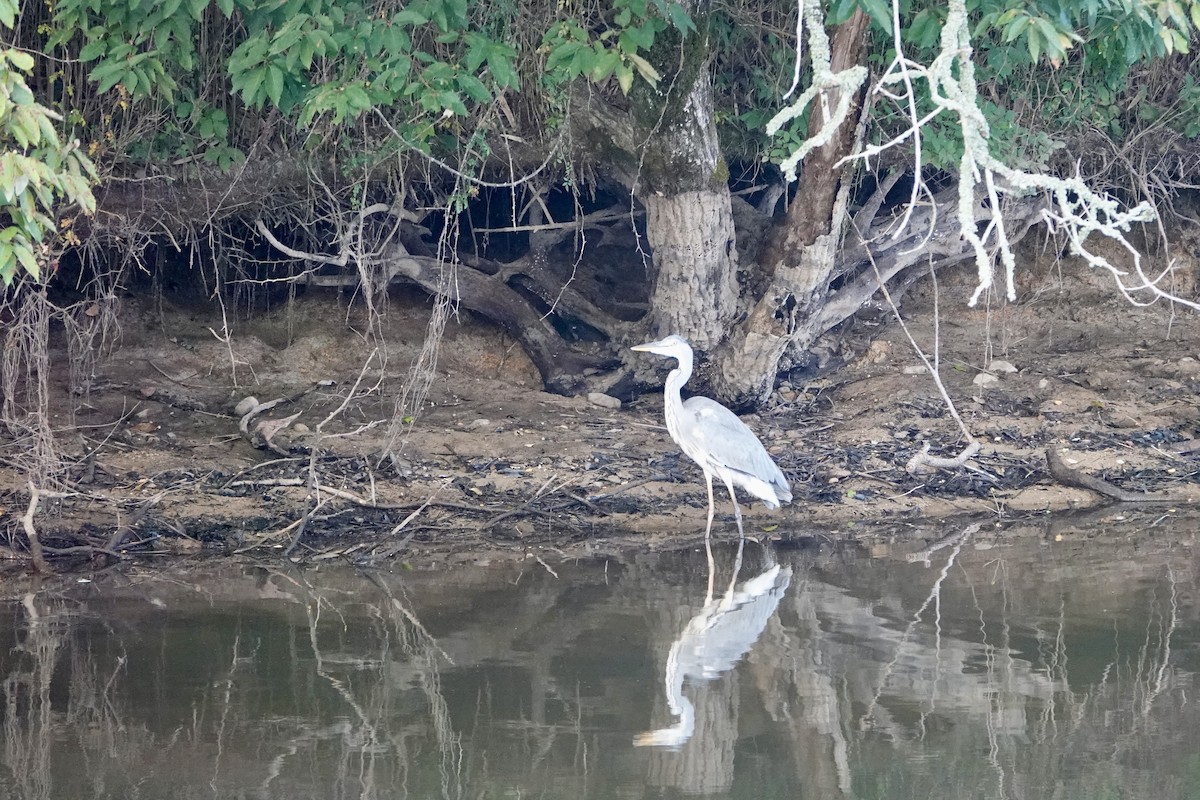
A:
[1,513,1199,800]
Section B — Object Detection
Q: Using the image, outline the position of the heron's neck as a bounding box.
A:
[662,353,693,441]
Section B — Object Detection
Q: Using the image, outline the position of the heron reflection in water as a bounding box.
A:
[634,542,793,749]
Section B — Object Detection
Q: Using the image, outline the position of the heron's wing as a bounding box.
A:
[679,397,791,504]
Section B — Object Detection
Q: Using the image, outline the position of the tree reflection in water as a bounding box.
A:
[0,514,1198,799]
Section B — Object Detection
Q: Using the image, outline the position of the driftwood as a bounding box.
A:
[1045,449,1176,503]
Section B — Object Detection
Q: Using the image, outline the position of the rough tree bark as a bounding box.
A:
[571,11,739,353]
[639,69,739,350]
[713,10,872,406]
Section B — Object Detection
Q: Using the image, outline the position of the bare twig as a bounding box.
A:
[856,222,979,474]
[20,481,56,574]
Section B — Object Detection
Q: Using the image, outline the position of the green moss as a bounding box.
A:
[711,157,729,186]
[629,15,712,132]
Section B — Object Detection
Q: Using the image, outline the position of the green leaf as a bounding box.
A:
[857,0,892,34]
[665,2,694,33]
[461,73,493,103]
[0,0,15,29]
[265,65,284,107]
[463,32,488,72]
[620,21,656,51]
[488,53,517,88]
[90,61,127,94]
[239,67,266,105]
[1028,26,1043,62]
[1003,15,1030,43]
[216,0,233,17]
[615,63,634,95]
[1171,28,1189,54]
[8,49,34,72]
[15,241,39,281]
[343,83,371,110]
[627,52,660,85]
[439,90,468,116]
[589,50,621,82]
[394,8,428,26]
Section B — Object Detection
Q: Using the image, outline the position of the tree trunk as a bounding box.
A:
[638,66,739,350]
[570,18,738,353]
[644,187,739,349]
[713,10,872,406]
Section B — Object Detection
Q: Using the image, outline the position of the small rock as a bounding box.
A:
[293,423,310,434]
[972,371,1000,387]
[1038,378,1050,389]
[902,365,927,375]
[467,418,491,431]
[989,359,1018,374]
[863,339,892,364]
[1178,357,1200,375]
[587,392,621,410]
[777,388,797,402]
[234,396,258,416]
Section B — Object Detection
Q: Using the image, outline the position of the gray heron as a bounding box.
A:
[631,335,792,539]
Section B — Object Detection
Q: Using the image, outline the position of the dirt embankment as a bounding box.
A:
[3,255,1200,568]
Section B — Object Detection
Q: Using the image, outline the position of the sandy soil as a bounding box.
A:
[4,252,1200,566]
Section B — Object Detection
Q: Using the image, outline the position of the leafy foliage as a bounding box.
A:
[896,0,1200,169]
[709,0,1200,177]
[42,0,692,173]
[0,0,96,285]
[6,0,1200,242]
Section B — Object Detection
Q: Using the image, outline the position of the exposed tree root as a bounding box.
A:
[1045,449,1179,503]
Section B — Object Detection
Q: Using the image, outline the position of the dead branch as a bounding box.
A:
[105,494,161,551]
[905,440,982,475]
[1045,449,1178,503]
[856,222,981,474]
[20,482,55,574]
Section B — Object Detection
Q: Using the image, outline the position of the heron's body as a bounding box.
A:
[632,335,791,538]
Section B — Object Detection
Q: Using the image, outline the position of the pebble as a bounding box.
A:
[587,392,621,410]
[293,423,310,434]
[902,365,927,375]
[234,396,258,416]
[467,418,491,431]
[972,372,999,387]
[988,359,1018,374]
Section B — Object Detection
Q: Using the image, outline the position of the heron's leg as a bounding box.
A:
[717,475,745,598]
[721,534,745,605]
[703,471,716,539]
[721,476,745,538]
[703,472,716,602]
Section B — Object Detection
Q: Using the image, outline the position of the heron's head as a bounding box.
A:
[631,334,693,362]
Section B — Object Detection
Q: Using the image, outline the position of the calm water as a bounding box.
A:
[1,512,1198,799]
